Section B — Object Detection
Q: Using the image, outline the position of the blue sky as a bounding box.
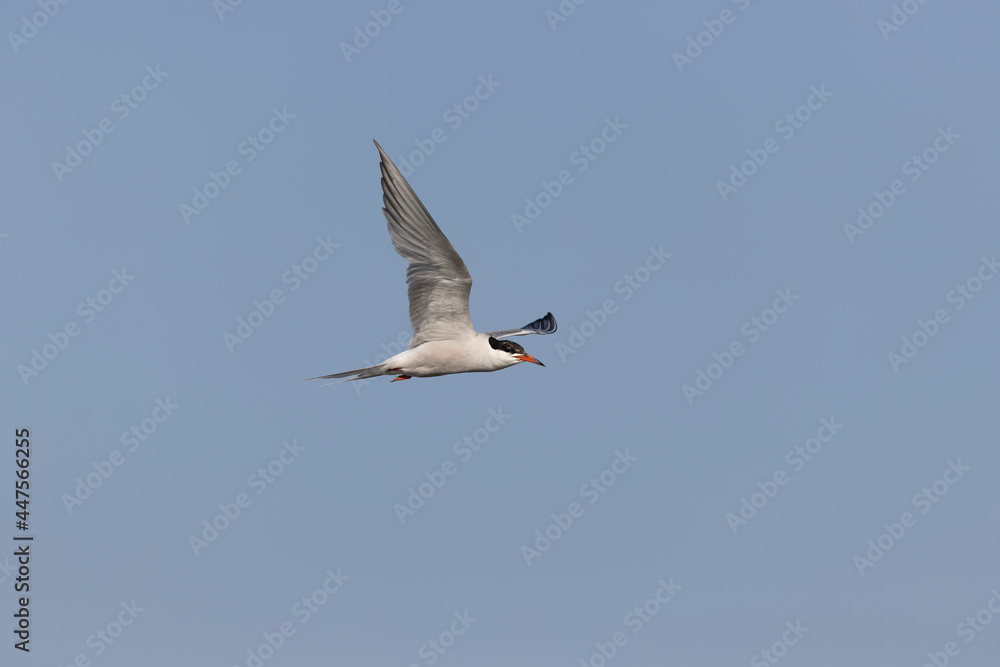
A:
[3,1,1000,665]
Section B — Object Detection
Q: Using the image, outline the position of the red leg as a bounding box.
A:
[391,374,411,382]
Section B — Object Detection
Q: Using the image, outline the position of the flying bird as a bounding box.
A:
[309,141,556,384]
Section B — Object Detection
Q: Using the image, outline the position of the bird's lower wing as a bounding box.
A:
[484,312,558,339]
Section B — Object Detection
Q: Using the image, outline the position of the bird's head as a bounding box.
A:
[488,336,544,367]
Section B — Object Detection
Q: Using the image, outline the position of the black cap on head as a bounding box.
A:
[488,336,525,355]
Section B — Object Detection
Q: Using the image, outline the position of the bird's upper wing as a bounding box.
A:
[483,312,558,339]
[375,141,474,348]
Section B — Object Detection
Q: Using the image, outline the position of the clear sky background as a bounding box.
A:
[3,1,1000,665]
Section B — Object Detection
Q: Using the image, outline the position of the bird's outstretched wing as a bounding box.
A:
[484,312,558,339]
[375,140,474,348]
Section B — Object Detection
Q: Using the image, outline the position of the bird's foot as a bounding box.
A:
[390,373,411,382]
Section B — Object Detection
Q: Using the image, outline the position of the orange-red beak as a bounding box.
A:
[515,354,545,367]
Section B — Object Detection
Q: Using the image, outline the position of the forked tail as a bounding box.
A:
[306,363,390,383]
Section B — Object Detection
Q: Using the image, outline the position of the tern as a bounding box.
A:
[309,141,556,384]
